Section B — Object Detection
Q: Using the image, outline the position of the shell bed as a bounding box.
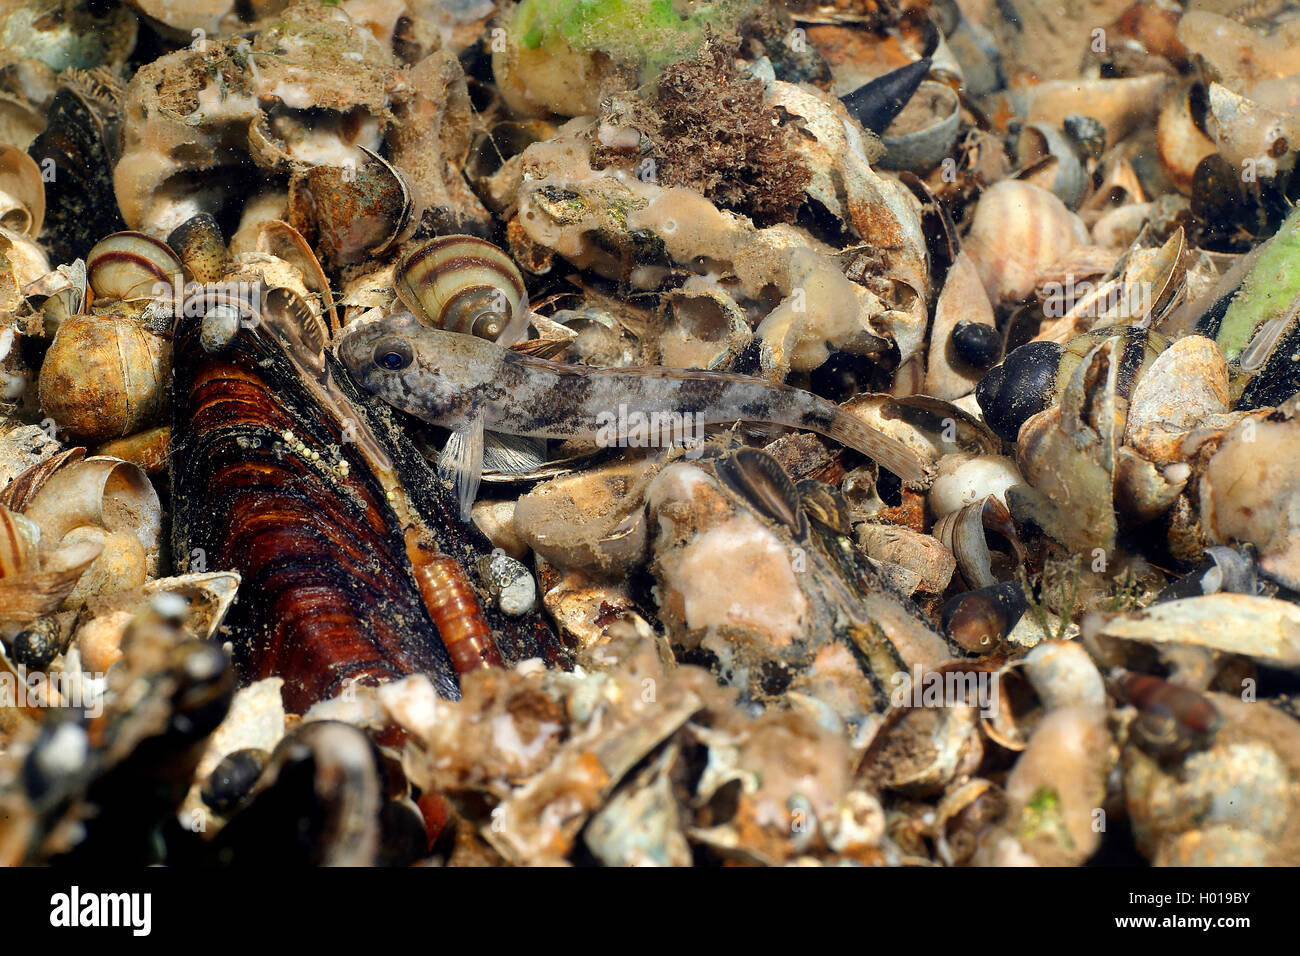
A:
[0,0,1299,868]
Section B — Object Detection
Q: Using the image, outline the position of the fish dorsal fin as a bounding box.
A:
[507,337,569,360]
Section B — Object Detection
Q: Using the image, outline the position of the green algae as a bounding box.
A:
[511,0,759,80]
[1218,203,1300,364]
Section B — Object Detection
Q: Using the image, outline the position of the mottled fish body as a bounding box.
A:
[339,313,925,517]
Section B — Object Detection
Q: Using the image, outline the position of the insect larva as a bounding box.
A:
[407,533,504,673]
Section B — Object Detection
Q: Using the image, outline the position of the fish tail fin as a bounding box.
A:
[804,399,929,486]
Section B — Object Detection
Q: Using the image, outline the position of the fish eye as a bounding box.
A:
[373,338,413,371]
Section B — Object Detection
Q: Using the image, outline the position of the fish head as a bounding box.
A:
[338,312,483,424]
[339,311,433,402]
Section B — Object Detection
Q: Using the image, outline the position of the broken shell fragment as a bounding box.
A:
[963,181,1091,304]
[1199,401,1300,589]
[879,81,961,174]
[1087,595,1300,669]
[20,455,163,576]
[925,250,998,400]
[932,495,1023,589]
[856,523,956,595]
[658,286,752,371]
[0,146,45,238]
[869,703,984,797]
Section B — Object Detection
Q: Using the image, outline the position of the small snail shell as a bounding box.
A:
[477,550,537,616]
[300,148,419,267]
[974,340,1062,442]
[37,313,171,443]
[395,235,528,343]
[941,582,1028,654]
[87,231,183,302]
[11,617,60,670]
[168,213,230,285]
[929,452,1023,518]
[1015,123,1090,209]
[963,181,1091,303]
[0,225,50,289]
[951,320,1002,370]
[20,455,163,575]
[0,145,45,238]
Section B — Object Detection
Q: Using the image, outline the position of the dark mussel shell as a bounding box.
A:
[717,447,806,539]
[206,721,387,866]
[201,748,269,817]
[28,87,127,265]
[841,58,933,135]
[170,291,566,714]
[1110,669,1223,761]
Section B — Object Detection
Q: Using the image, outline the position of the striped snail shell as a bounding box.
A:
[395,236,528,343]
[86,231,182,302]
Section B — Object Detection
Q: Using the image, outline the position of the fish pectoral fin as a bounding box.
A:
[439,415,485,521]
[481,430,549,476]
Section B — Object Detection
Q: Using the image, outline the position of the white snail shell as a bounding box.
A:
[0,145,45,238]
[86,231,183,302]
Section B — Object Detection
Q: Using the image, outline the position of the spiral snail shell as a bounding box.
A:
[86,231,183,303]
[0,145,44,238]
[394,235,528,343]
[37,313,171,442]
